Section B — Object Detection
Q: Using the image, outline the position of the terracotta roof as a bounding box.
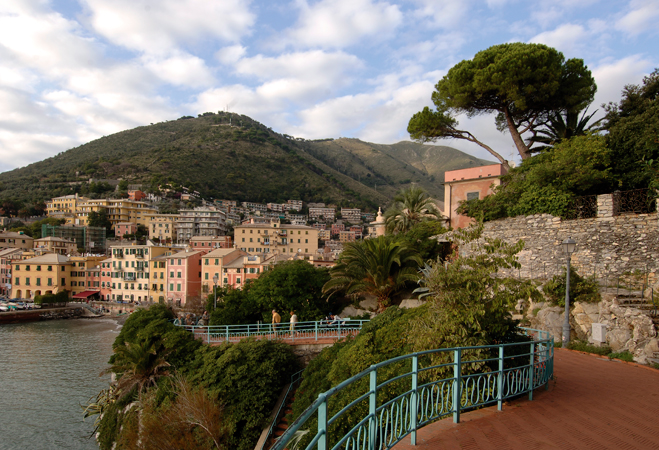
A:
[20,253,71,264]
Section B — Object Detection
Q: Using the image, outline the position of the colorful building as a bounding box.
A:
[11,253,72,299]
[165,249,203,306]
[235,219,319,256]
[201,248,247,293]
[443,163,507,229]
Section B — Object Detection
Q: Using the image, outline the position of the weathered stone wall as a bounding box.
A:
[466,194,659,285]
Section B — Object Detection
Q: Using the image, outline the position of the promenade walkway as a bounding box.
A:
[394,348,659,450]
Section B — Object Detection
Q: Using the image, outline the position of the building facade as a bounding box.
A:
[235,219,319,256]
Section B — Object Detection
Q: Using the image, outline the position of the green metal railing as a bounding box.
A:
[260,369,305,450]
[174,319,370,344]
[272,328,554,450]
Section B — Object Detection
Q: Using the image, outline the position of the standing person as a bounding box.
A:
[290,310,298,333]
[272,309,281,332]
[201,310,209,326]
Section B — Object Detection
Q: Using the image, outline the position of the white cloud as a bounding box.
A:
[591,55,654,108]
[216,45,247,65]
[142,52,215,88]
[409,0,470,29]
[277,0,402,49]
[615,0,659,36]
[80,0,256,53]
[529,23,589,55]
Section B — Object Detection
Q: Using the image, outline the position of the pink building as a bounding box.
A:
[99,258,112,300]
[443,163,508,229]
[331,223,345,236]
[189,235,233,253]
[166,249,202,306]
[128,190,146,201]
[116,222,138,239]
[349,225,363,239]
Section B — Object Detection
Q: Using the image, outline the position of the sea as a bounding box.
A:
[0,319,119,450]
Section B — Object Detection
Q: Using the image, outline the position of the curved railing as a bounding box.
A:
[272,328,554,450]
[174,319,370,344]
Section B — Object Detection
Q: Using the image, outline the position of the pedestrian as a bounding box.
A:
[272,309,281,332]
[201,310,209,326]
[290,310,298,333]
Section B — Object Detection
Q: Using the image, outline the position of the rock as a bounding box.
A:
[359,296,379,311]
[399,299,424,309]
[340,305,374,318]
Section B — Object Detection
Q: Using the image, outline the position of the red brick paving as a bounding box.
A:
[394,348,659,450]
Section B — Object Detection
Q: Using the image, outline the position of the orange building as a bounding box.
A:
[443,163,507,229]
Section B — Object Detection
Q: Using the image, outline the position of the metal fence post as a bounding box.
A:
[369,368,378,450]
[315,321,318,341]
[207,326,210,344]
[453,349,462,423]
[528,342,535,401]
[225,325,229,342]
[410,355,418,445]
[497,346,504,410]
[318,393,328,450]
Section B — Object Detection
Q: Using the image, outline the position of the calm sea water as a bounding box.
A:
[0,319,119,450]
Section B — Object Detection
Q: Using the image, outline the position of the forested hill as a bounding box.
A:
[0,112,492,209]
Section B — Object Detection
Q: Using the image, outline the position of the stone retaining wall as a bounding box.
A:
[465,194,659,287]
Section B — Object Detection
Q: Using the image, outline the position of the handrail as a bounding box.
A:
[174,319,370,344]
[259,369,304,450]
[271,328,554,450]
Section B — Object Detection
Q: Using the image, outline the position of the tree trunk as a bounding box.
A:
[504,107,532,160]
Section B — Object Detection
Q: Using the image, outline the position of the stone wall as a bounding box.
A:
[465,194,659,286]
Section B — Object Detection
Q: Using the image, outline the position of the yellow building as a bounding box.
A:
[33,236,77,255]
[145,214,178,242]
[47,195,157,229]
[69,256,106,296]
[235,219,319,256]
[149,251,175,302]
[108,243,174,302]
[0,231,35,250]
[11,253,72,299]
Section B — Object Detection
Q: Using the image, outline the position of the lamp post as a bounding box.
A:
[561,237,576,347]
[212,273,219,309]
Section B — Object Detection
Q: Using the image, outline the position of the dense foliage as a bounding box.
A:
[543,267,601,306]
[457,134,613,220]
[604,68,659,190]
[384,186,441,234]
[95,304,299,450]
[208,260,337,325]
[408,42,596,163]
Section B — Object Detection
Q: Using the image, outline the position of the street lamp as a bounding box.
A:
[561,237,577,347]
[212,273,219,309]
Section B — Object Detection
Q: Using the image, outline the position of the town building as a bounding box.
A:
[128,190,147,201]
[108,244,173,302]
[235,219,319,256]
[0,231,34,250]
[68,256,106,298]
[48,197,157,229]
[33,236,77,255]
[115,222,138,239]
[331,223,345,236]
[41,224,107,253]
[367,208,386,238]
[0,248,23,297]
[11,253,72,300]
[443,163,507,229]
[201,248,248,293]
[309,207,336,221]
[165,249,203,306]
[175,207,227,243]
[242,202,268,212]
[341,208,362,224]
[145,214,178,243]
[190,236,233,253]
[339,231,357,243]
[99,258,112,300]
[149,251,175,303]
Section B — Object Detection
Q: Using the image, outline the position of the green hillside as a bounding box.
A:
[0,112,493,210]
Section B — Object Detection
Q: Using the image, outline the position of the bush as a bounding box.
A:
[543,267,600,307]
[567,340,611,355]
[34,290,69,306]
[609,351,634,362]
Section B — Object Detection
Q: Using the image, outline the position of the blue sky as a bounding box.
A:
[0,0,657,173]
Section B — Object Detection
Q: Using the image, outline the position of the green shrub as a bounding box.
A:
[543,267,600,307]
[609,351,634,362]
[567,340,611,355]
[34,290,69,305]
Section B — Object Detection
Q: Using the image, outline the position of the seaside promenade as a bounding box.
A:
[394,348,659,450]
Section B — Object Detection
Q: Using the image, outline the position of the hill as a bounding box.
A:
[0,112,493,210]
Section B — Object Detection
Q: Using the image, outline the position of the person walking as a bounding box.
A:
[272,309,281,333]
[290,310,298,334]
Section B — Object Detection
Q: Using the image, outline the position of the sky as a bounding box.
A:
[0,0,657,173]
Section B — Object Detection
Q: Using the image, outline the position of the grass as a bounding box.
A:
[608,351,634,362]
[567,340,611,355]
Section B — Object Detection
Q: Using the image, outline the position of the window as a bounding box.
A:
[36,278,41,286]
[466,191,480,201]
[204,259,209,265]
[177,271,181,278]
[224,278,228,284]
[170,283,174,291]
[177,283,181,292]
[26,265,30,271]
[47,278,52,286]
[178,259,182,265]
[215,259,219,265]
[15,277,19,285]
[15,265,20,271]
[236,277,241,284]
[25,278,30,286]
[205,273,208,280]
[242,238,245,242]
[36,266,41,271]
[170,271,174,278]
[305,239,308,243]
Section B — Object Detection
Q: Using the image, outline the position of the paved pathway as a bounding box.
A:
[394,348,659,450]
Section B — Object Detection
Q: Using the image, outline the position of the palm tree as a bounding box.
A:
[323,236,422,311]
[105,340,171,401]
[529,107,604,152]
[384,187,442,234]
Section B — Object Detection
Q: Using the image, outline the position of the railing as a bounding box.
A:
[272,328,553,450]
[174,319,370,344]
[260,369,305,450]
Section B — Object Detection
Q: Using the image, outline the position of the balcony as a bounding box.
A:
[135,253,144,259]
[122,273,136,282]
[114,252,124,258]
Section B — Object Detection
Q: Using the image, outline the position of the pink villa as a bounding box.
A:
[99,258,112,300]
[444,163,508,229]
[115,222,137,239]
[166,249,202,306]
